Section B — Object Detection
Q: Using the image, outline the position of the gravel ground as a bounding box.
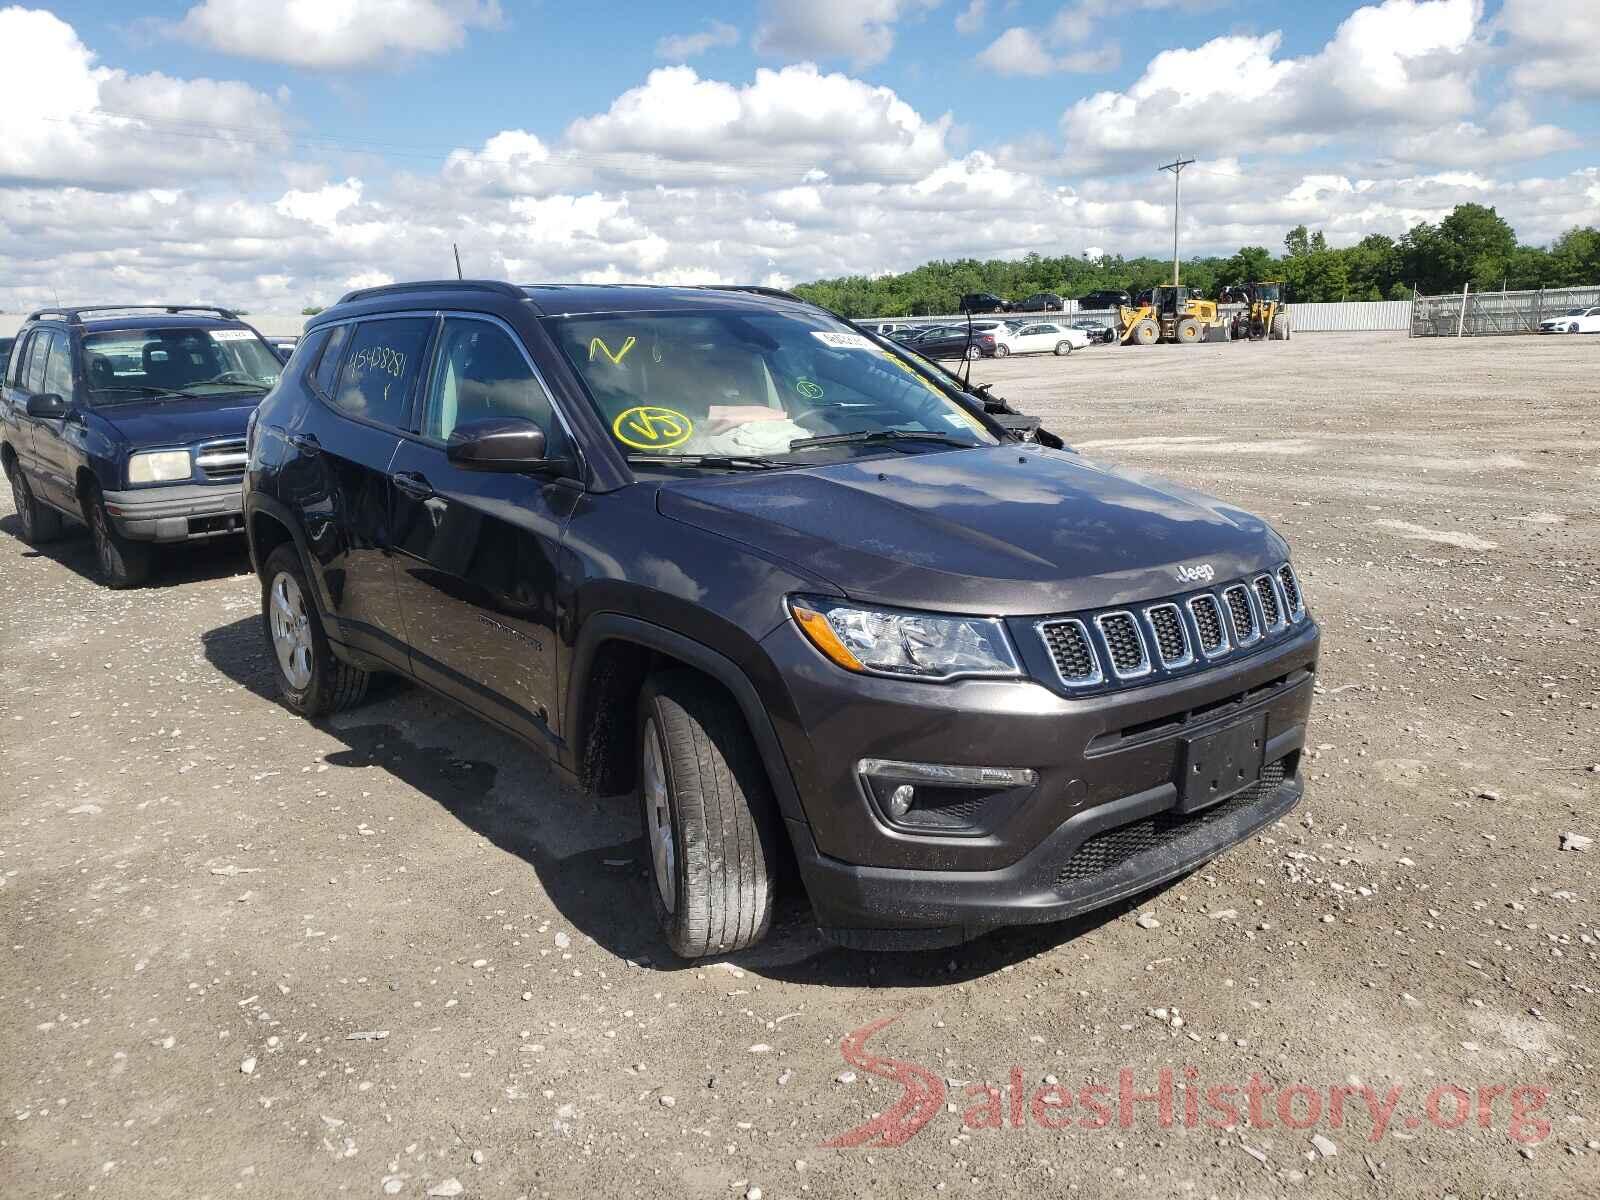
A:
[2,332,1596,1199]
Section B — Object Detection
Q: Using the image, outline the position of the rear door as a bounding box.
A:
[388,313,580,746]
[283,315,435,669]
[1,331,40,479]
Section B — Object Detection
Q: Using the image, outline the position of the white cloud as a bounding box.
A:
[176,0,502,69]
[977,28,1119,75]
[656,20,739,60]
[752,0,940,68]
[563,65,953,185]
[955,1,987,35]
[1060,0,1487,170]
[1498,0,1600,97]
[0,6,284,189]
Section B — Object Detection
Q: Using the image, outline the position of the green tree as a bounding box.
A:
[1284,225,1310,257]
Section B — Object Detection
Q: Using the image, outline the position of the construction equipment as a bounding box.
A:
[1115,285,1231,346]
[1219,281,1292,341]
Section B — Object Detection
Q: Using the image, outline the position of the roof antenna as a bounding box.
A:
[453,243,463,281]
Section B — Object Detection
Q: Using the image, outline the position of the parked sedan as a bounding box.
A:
[983,321,1091,358]
[1013,292,1064,313]
[1538,306,1600,333]
[910,326,986,359]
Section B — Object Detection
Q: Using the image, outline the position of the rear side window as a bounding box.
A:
[5,332,33,387]
[331,318,431,428]
[289,327,330,381]
[312,324,348,397]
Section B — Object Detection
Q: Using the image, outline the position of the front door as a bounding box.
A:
[29,330,83,509]
[388,314,578,747]
[282,315,435,669]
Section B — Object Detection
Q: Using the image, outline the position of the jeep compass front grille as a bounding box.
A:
[1031,563,1304,694]
[1223,585,1258,644]
[1039,619,1101,685]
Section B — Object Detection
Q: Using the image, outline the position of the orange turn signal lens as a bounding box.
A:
[791,603,865,672]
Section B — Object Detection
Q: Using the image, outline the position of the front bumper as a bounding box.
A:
[760,615,1319,944]
[102,483,244,542]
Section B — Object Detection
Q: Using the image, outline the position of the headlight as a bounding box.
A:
[127,450,192,484]
[789,596,1021,680]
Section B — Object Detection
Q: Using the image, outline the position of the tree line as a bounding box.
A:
[791,204,1600,317]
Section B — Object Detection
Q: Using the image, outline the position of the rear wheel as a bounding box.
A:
[638,670,779,959]
[1132,319,1160,346]
[85,485,152,588]
[261,543,369,716]
[963,345,981,360]
[7,463,64,545]
[1270,313,1292,341]
[1176,318,1202,344]
[1053,340,1072,356]
[993,344,1010,358]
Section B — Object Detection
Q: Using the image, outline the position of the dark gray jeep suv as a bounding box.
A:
[243,280,1318,957]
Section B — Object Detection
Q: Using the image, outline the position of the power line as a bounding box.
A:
[1158,157,1195,286]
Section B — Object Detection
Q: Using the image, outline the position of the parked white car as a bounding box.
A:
[1538,306,1600,334]
[985,321,1091,357]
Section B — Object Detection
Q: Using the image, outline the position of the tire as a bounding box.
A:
[963,345,982,360]
[260,543,369,717]
[993,344,1010,358]
[1270,313,1291,341]
[85,484,152,588]
[638,670,780,959]
[1132,319,1160,347]
[7,462,64,545]
[1053,340,1072,356]
[1176,318,1202,345]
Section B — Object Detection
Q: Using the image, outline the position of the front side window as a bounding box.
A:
[331,318,432,428]
[421,319,567,452]
[80,326,283,403]
[41,331,74,398]
[546,310,995,463]
[25,332,53,393]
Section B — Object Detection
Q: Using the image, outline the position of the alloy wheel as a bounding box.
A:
[268,571,315,690]
[642,718,677,913]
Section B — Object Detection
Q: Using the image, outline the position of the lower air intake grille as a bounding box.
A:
[1097,612,1148,676]
[1224,585,1257,643]
[1040,619,1099,684]
[1189,595,1225,653]
[1253,576,1282,627]
[1055,758,1287,887]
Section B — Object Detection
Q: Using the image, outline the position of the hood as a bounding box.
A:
[94,395,261,451]
[656,445,1288,615]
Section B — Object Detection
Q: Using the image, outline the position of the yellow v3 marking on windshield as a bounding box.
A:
[614,406,693,450]
[588,335,637,366]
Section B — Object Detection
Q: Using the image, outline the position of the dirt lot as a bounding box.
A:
[2,332,1596,1199]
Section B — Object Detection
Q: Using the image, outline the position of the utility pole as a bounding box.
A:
[1159,157,1195,286]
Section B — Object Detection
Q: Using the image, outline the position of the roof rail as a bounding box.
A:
[23,304,239,324]
[336,279,529,305]
[715,285,811,305]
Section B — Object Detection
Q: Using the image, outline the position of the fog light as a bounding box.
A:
[887,784,915,819]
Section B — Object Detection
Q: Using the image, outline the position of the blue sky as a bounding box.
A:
[1,1,1596,309]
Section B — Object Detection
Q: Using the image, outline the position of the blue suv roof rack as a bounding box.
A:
[25,304,240,324]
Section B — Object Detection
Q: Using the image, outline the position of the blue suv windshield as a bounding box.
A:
[82,327,283,403]
[544,310,996,462]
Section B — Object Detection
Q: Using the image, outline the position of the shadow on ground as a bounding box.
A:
[1,513,252,589]
[201,613,1142,987]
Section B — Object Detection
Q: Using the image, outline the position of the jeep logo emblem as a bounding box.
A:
[1175,563,1215,584]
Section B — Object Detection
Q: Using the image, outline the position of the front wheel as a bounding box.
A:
[8,464,64,545]
[85,486,152,588]
[993,344,1010,358]
[638,671,779,959]
[260,543,369,716]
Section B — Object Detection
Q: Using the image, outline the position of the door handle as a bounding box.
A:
[287,432,320,454]
[391,470,435,500]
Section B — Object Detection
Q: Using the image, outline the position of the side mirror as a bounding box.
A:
[26,393,68,419]
[446,418,571,476]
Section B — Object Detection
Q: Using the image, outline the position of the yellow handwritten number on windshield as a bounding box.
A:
[613,406,693,451]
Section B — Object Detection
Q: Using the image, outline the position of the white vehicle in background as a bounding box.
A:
[983,320,1091,357]
[1538,306,1600,333]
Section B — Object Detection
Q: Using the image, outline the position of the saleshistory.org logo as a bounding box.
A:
[820,1018,1553,1149]
[1174,562,1216,584]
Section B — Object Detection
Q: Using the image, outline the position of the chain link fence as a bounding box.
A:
[1409,285,1600,337]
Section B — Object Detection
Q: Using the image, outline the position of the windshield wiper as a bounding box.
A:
[626,453,788,471]
[787,429,963,452]
[91,385,203,403]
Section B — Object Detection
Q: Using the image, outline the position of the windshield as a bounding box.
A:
[81,326,283,402]
[546,310,997,463]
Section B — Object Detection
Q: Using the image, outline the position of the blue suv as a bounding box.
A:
[1,306,284,586]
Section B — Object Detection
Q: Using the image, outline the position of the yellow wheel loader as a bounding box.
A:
[1115,285,1232,346]
[1221,281,1292,341]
